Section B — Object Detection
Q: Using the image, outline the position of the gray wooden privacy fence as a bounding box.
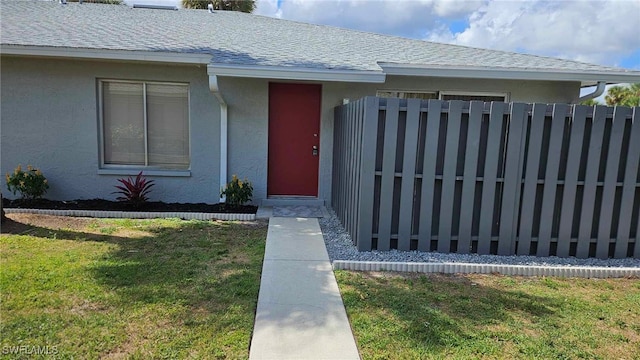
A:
[332,97,640,259]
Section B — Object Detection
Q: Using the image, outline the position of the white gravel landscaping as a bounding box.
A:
[319,209,640,269]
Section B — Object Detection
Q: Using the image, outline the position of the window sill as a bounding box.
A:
[98,169,191,177]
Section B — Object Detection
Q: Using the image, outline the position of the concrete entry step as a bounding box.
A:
[249,217,360,360]
[272,205,325,218]
[261,198,325,207]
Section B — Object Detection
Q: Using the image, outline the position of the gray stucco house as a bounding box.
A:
[2,0,640,205]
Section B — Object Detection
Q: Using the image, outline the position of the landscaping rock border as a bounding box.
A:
[4,208,255,221]
[320,208,639,278]
[333,260,640,279]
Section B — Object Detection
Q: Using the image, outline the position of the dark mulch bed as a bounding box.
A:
[2,198,257,214]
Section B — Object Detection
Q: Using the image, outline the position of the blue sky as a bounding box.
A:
[619,49,640,69]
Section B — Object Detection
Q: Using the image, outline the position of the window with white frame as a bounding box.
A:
[376,90,438,100]
[439,91,508,102]
[376,90,508,102]
[100,80,190,170]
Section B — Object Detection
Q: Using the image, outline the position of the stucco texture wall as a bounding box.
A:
[218,77,270,203]
[320,76,580,205]
[218,75,579,206]
[1,56,580,205]
[1,56,220,203]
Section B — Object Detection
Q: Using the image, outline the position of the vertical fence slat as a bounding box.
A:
[348,101,362,238]
[517,103,546,255]
[576,106,608,258]
[340,102,348,230]
[537,104,569,256]
[418,100,443,251]
[458,101,483,254]
[344,102,352,225]
[498,103,527,255]
[356,97,379,251]
[353,100,364,238]
[557,105,589,257]
[597,106,630,258]
[336,103,345,225]
[478,102,506,254]
[341,103,349,227]
[335,104,345,221]
[398,99,421,251]
[636,203,640,259]
[377,98,400,250]
[438,101,463,253]
[615,107,640,258]
[331,106,340,210]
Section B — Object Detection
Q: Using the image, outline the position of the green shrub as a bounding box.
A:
[5,164,49,199]
[221,175,253,206]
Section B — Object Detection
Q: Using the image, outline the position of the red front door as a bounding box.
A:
[268,83,321,196]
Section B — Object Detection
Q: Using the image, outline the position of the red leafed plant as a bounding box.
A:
[113,171,155,208]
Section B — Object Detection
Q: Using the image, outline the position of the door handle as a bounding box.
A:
[312,145,319,156]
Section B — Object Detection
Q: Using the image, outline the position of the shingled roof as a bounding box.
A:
[2,0,639,85]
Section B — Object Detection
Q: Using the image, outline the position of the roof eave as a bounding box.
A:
[0,45,212,65]
[379,63,640,87]
[208,63,386,83]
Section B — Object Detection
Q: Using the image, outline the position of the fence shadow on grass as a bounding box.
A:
[338,271,565,357]
[2,215,267,321]
[2,215,267,357]
[89,220,266,311]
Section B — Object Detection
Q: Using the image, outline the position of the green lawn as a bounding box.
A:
[336,271,640,360]
[1,214,267,359]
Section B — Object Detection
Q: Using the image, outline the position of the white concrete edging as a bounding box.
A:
[333,260,640,279]
[4,208,255,221]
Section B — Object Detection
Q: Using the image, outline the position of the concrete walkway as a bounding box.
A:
[249,216,360,360]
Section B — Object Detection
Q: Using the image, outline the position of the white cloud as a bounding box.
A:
[256,0,485,38]
[427,0,640,67]
[271,0,435,36]
[431,0,485,17]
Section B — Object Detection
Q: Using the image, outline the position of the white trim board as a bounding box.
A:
[208,75,228,203]
[208,64,386,83]
[1,45,212,64]
[378,63,640,86]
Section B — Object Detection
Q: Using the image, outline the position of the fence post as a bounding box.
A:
[332,104,342,219]
[616,107,640,258]
[417,100,443,251]
[457,101,483,254]
[556,105,589,257]
[397,99,421,251]
[356,96,379,251]
[517,103,546,255]
[576,106,608,258]
[537,104,569,256]
[498,102,527,255]
[477,102,506,254]
[597,106,631,258]
[438,101,463,253]
[377,98,400,251]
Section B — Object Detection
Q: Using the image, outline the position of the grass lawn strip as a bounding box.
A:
[1,214,267,359]
[336,271,640,360]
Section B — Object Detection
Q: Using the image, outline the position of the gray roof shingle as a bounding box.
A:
[1,0,637,77]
